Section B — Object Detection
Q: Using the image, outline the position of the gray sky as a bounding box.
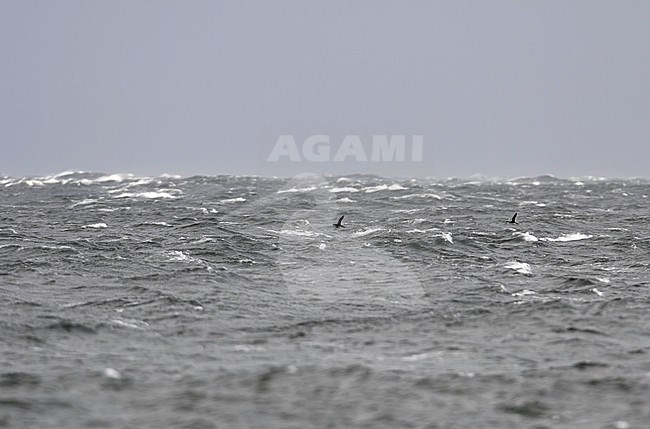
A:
[2,1,649,178]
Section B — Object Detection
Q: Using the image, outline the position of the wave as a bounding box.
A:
[540,233,592,242]
[351,227,385,238]
[271,229,331,238]
[512,231,539,242]
[361,184,408,193]
[277,186,318,194]
[113,191,180,199]
[3,172,649,191]
[82,223,108,229]
[220,197,247,203]
[392,193,444,200]
[329,187,360,193]
[503,261,532,275]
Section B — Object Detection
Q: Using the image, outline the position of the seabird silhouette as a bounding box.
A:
[507,212,519,224]
[333,215,345,228]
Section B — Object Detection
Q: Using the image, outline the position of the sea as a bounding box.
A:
[1,171,648,429]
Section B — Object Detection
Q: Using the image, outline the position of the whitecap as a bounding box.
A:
[221,197,246,203]
[504,261,532,275]
[511,289,535,297]
[114,191,179,199]
[52,170,83,178]
[388,184,407,191]
[392,193,443,200]
[111,318,149,330]
[518,199,547,207]
[103,368,121,379]
[275,229,328,238]
[407,218,427,224]
[82,223,108,229]
[125,178,154,187]
[392,208,423,214]
[233,344,266,352]
[541,233,592,242]
[337,197,356,203]
[406,228,438,234]
[166,250,192,262]
[136,191,179,199]
[362,184,389,193]
[71,198,99,208]
[290,219,310,225]
[96,174,132,183]
[402,353,431,362]
[437,232,453,244]
[351,227,385,238]
[164,250,214,271]
[329,187,359,193]
[277,186,317,194]
[513,231,539,242]
[362,184,406,193]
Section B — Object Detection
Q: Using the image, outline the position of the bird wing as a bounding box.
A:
[511,212,518,222]
[338,215,344,224]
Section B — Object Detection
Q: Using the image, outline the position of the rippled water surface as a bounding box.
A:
[1,172,649,428]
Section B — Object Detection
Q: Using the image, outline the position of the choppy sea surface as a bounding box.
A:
[1,172,649,429]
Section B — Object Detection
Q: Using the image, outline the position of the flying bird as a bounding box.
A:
[507,212,519,224]
[333,215,345,228]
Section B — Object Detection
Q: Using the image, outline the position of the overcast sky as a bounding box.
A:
[1,1,649,178]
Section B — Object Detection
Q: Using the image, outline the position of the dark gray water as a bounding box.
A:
[1,172,649,429]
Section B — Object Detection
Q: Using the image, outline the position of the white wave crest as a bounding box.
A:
[113,189,181,200]
[277,186,317,194]
[221,197,246,203]
[406,228,438,234]
[351,227,385,238]
[541,233,592,242]
[513,231,539,242]
[274,229,329,238]
[71,199,100,208]
[82,223,108,229]
[437,232,453,244]
[392,193,443,200]
[362,184,408,193]
[504,261,532,275]
[95,174,133,183]
[329,187,359,193]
